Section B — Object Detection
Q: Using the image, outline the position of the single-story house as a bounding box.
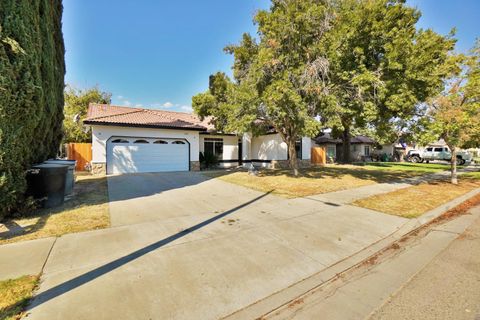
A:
[313,133,376,162]
[84,104,311,175]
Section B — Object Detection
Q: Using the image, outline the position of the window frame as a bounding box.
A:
[327,145,336,158]
[364,145,371,156]
[204,138,224,159]
[295,140,302,159]
[133,139,149,144]
[111,139,129,144]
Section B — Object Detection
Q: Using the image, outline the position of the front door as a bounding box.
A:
[238,142,243,165]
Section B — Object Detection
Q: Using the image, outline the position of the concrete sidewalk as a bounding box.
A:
[0,237,55,281]
[0,168,476,320]
[24,175,408,320]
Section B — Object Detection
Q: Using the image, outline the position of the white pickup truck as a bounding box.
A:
[408,146,472,165]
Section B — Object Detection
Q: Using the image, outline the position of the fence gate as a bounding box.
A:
[66,143,92,171]
[311,147,326,165]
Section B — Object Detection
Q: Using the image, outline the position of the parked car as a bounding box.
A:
[408,146,472,165]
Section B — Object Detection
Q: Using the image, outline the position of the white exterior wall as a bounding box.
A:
[302,137,311,160]
[242,133,252,161]
[199,134,239,168]
[91,125,200,163]
[251,133,288,161]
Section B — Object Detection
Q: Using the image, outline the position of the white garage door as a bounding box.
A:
[107,137,189,174]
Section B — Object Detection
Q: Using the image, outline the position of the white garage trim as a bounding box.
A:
[106,136,191,174]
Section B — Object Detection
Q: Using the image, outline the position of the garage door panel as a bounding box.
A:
[107,138,189,174]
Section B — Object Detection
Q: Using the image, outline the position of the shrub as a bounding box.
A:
[200,152,219,169]
[0,0,65,219]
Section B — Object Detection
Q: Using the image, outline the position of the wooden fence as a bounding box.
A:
[65,143,92,171]
[311,147,326,165]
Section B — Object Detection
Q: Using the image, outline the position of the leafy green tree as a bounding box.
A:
[64,86,111,143]
[417,45,480,184]
[194,1,334,175]
[1,0,65,218]
[322,0,455,162]
[192,72,233,133]
[193,0,455,173]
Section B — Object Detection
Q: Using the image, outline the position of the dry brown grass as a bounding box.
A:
[205,164,445,198]
[0,275,38,320]
[353,178,480,218]
[0,173,110,245]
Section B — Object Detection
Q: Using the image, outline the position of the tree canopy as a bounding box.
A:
[192,0,456,173]
[321,0,455,162]
[63,86,112,143]
[415,42,480,183]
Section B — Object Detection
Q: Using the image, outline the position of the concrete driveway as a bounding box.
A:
[26,172,408,320]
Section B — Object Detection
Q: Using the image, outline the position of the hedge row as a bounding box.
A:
[0,0,65,219]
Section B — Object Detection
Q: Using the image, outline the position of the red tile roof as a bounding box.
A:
[84,104,213,131]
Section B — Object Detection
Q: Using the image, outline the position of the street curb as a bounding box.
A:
[222,187,480,320]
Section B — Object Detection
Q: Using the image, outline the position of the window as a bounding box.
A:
[172,140,186,144]
[327,146,336,159]
[295,140,302,159]
[111,139,129,143]
[204,138,223,159]
[153,140,168,144]
[426,147,433,152]
[134,139,149,144]
[434,147,443,152]
[352,145,358,152]
[364,145,371,156]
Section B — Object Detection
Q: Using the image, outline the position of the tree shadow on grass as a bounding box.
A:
[208,165,434,184]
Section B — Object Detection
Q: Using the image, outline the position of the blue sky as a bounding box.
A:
[63,0,479,113]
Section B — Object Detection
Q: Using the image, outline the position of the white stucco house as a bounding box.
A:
[84,104,311,175]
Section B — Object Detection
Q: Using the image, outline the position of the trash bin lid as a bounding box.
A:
[45,159,76,165]
[32,163,69,174]
[33,163,68,168]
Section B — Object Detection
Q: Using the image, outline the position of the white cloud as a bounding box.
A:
[123,100,132,106]
[117,95,124,100]
[180,105,193,113]
[135,103,143,108]
[162,102,174,108]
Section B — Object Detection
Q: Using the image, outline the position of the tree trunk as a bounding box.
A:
[450,146,458,185]
[288,138,299,177]
[342,127,351,163]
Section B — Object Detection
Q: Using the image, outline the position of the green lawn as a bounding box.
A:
[205,163,449,198]
[354,162,450,173]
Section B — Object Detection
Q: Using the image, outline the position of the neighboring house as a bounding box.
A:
[313,133,375,162]
[83,104,311,175]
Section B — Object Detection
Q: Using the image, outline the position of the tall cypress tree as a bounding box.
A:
[0,0,65,218]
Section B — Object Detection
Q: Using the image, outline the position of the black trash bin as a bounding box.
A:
[43,159,76,195]
[26,164,68,208]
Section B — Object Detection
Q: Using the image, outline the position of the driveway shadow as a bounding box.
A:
[107,171,222,203]
[27,191,271,311]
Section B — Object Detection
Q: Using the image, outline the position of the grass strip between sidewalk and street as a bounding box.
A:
[0,275,38,320]
[353,176,480,218]
[0,174,110,245]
